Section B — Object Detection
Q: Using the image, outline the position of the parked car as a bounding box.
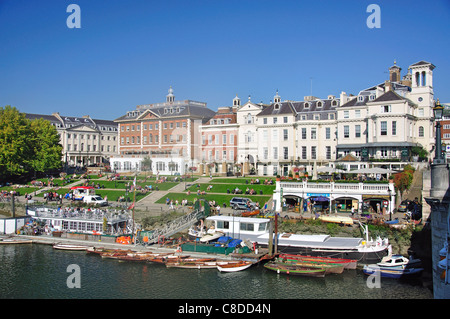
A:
[229,197,256,210]
[397,200,411,213]
[83,195,108,206]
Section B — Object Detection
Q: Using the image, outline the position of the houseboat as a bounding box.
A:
[27,206,133,236]
[205,215,389,264]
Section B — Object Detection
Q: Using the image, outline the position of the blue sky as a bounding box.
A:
[1,0,449,120]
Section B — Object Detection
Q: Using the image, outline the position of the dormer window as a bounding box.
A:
[331,100,338,107]
[358,96,364,102]
[274,103,280,110]
[304,102,310,108]
[369,94,376,101]
[317,101,323,108]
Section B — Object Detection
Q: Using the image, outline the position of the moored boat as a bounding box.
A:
[264,262,327,277]
[279,253,357,270]
[166,259,241,269]
[206,215,389,264]
[241,209,260,217]
[217,260,253,272]
[318,215,353,226]
[377,254,422,269]
[53,244,91,251]
[275,258,344,274]
[147,254,190,264]
[0,237,33,244]
[199,231,225,243]
[363,265,424,279]
[100,250,134,259]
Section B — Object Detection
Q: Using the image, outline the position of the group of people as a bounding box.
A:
[165,197,190,209]
[43,191,63,203]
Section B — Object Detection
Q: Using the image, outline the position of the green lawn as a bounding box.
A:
[187,183,275,195]
[33,187,149,202]
[155,192,271,208]
[85,180,179,191]
[211,177,276,184]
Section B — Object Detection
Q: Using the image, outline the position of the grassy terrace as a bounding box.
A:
[157,177,276,208]
[2,174,275,209]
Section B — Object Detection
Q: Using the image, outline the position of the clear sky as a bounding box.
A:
[1,0,449,120]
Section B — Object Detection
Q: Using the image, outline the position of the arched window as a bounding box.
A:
[418,126,424,137]
[246,131,252,143]
[247,113,253,124]
[421,71,426,86]
[415,72,420,86]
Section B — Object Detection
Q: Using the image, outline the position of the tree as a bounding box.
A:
[141,156,153,181]
[0,106,63,181]
[29,118,63,173]
[0,106,34,179]
[393,172,412,200]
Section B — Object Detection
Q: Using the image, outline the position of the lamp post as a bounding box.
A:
[433,99,444,164]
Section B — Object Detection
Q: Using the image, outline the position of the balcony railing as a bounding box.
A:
[277,180,393,195]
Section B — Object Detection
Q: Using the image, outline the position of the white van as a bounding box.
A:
[83,195,108,206]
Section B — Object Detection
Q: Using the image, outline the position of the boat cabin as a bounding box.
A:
[71,186,96,200]
[206,216,270,241]
[27,206,132,235]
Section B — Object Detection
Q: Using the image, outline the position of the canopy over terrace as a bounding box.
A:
[345,167,398,174]
[317,166,345,173]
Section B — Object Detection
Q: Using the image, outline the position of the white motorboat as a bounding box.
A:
[377,254,422,268]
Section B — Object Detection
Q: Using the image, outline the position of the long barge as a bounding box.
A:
[205,215,389,264]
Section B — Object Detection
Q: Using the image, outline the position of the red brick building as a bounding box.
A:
[199,96,239,175]
[112,87,215,174]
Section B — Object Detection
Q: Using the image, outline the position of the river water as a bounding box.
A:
[0,244,432,300]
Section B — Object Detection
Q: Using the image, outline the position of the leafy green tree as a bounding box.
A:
[0,106,63,181]
[0,106,34,179]
[29,118,63,173]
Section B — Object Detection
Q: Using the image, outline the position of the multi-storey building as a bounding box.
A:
[199,96,239,176]
[336,61,435,161]
[255,92,339,176]
[25,112,118,169]
[109,60,438,176]
[112,87,216,174]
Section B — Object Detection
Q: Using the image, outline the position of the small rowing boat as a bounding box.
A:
[241,209,260,217]
[275,258,344,274]
[0,237,33,244]
[100,250,134,259]
[318,215,353,226]
[199,231,224,243]
[147,254,190,264]
[53,244,91,251]
[217,260,253,272]
[264,262,327,277]
[117,252,172,262]
[166,259,241,269]
[279,253,357,269]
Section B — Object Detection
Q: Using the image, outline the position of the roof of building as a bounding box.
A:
[256,98,339,116]
[410,60,436,69]
[24,113,116,128]
[115,104,216,123]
